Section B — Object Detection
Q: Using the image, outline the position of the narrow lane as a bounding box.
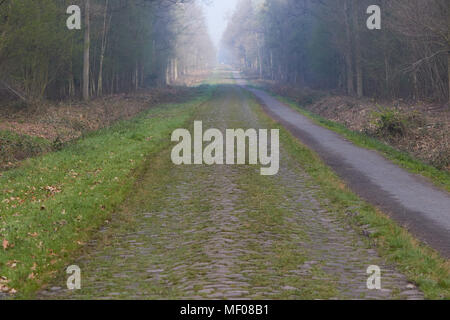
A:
[39,84,423,300]
[235,74,450,258]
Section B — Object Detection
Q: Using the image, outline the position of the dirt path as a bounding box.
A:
[39,84,423,300]
[236,75,450,258]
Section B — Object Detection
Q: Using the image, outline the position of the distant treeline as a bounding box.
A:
[222,0,449,102]
[0,0,215,102]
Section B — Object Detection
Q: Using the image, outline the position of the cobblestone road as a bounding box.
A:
[39,84,423,300]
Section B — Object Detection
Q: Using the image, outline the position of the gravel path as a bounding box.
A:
[39,85,423,300]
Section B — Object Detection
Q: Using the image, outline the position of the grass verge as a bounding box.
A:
[248,93,450,299]
[0,86,213,297]
[0,131,52,169]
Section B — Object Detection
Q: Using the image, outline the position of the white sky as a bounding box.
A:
[201,0,239,48]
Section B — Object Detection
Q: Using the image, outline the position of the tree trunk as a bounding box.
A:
[69,38,75,98]
[110,71,115,94]
[447,52,450,104]
[413,71,419,100]
[270,50,274,80]
[135,61,139,91]
[174,58,178,81]
[448,8,450,105]
[69,74,75,97]
[343,0,354,96]
[165,60,170,85]
[352,0,363,97]
[83,0,90,101]
[97,0,110,97]
[384,53,390,98]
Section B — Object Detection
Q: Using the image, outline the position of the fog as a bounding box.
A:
[201,0,239,48]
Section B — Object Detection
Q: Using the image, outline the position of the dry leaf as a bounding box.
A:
[48,250,58,257]
[43,185,61,195]
[2,239,9,250]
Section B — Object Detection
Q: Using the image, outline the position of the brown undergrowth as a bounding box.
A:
[0,86,204,169]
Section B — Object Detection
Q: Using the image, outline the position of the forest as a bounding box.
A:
[0,0,449,303]
[0,0,215,102]
[221,0,450,103]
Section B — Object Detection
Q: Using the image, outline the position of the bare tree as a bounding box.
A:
[83,0,91,101]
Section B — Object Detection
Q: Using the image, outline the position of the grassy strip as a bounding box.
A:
[0,86,213,297]
[248,94,450,299]
[0,130,52,168]
[249,85,450,193]
[235,157,340,299]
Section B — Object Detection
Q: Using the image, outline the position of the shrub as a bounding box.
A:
[372,107,408,138]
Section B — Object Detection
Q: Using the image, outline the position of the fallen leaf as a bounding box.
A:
[2,239,9,250]
[43,185,61,195]
[0,284,10,293]
[48,250,58,257]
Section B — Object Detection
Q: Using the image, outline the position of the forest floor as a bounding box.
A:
[255,81,449,172]
[0,86,201,170]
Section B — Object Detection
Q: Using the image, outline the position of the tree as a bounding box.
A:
[0,0,215,104]
[222,0,449,103]
[83,0,90,100]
